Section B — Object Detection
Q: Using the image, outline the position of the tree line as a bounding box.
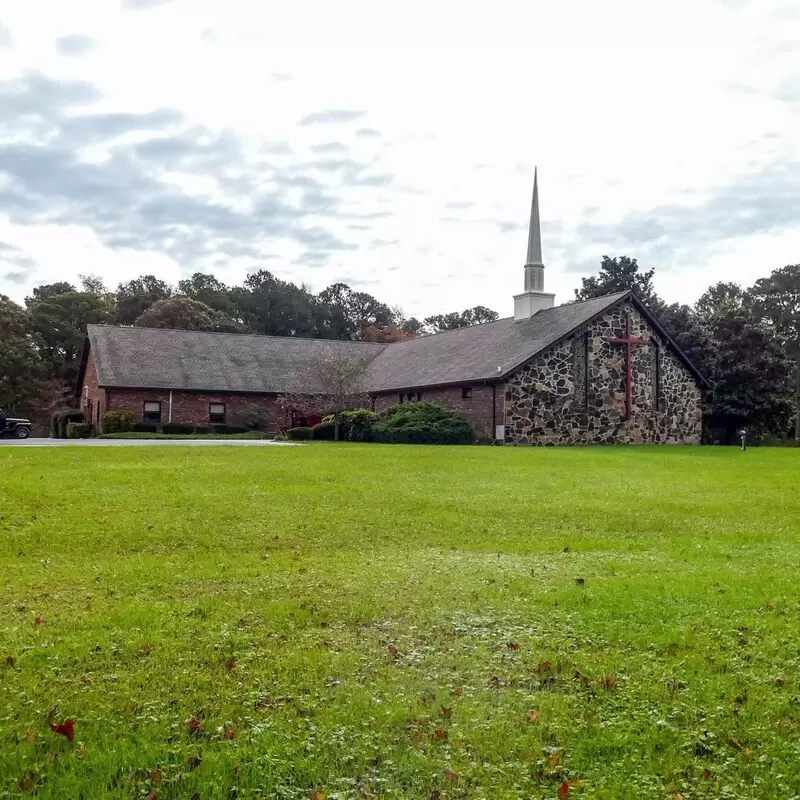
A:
[1,258,797,442]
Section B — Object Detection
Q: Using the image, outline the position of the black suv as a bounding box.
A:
[0,412,32,439]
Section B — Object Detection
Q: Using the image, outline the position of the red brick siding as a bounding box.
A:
[372,383,500,441]
[80,350,106,428]
[107,389,287,431]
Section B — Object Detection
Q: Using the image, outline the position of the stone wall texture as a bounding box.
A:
[504,301,703,445]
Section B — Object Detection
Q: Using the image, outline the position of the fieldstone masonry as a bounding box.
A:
[504,302,702,445]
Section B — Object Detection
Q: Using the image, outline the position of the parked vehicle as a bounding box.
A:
[0,414,32,439]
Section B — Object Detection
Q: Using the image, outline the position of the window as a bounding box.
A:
[398,392,404,404]
[651,338,662,411]
[143,401,161,422]
[209,403,227,424]
[462,387,473,400]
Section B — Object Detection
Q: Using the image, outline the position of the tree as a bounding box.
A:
[360,323,417,343]
[234,270,319,338]
[575,255,663,310]
[114,275,173,325]
[79,274,108,296]
[696,282,792,441]
[749,265,800,440]
[423,305,499,334]
[177,272,243,324]
[25,282,76,305]
[135,297,224,331]
[27,290,112,385]
[0,295,45,415]
[658,302,715,381]
[317,283,394,340]
[277,349,371,440]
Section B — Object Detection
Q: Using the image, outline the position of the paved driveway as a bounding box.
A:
[1,438,296,447]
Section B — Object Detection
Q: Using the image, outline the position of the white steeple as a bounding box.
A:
[514,167,555,321]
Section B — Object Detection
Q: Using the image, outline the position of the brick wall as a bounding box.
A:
[372,383,501,441]
[107,388,287,432]
[80,352,106,428]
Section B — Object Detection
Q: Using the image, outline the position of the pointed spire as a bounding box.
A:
[525,166,543,266]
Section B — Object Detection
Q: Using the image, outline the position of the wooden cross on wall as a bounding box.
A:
[603,312,647,421]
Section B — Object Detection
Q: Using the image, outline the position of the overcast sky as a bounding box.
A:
[0,0,798,318]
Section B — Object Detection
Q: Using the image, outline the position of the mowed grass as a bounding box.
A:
[1,445,799,800]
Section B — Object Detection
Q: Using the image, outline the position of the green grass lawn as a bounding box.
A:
[1,444,799,799]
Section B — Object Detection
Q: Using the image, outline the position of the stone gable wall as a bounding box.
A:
[504,301,702,445]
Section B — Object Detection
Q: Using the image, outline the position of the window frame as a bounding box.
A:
[143,401,162,422]
[461,386,473,400]
[209,402,227,425]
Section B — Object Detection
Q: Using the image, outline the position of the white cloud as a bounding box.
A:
[0,0,798,318]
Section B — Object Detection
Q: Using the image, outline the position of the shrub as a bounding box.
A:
[193,426,212,434]
[101,410,134,434]
[66,422,93,439]
[133,422,159,433]
[341,409,378,442]
[312,421,336,440]
[373,402,473,445]
[240,407,269,431]
[52,409,84,439]
[163,423,195,435]
[212,424,249,435]
[286,426,312,440]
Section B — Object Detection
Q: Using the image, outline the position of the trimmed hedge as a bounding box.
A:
[101,411,134,435]
[66,422,93,439]
[286,426,312,441]
[372,402,473,445]
[312,421,336,440]
[133,422,159,433]
[51,409,84,439]
[163,423,195,435]
[212,424,249,435]
[99,432,266,440]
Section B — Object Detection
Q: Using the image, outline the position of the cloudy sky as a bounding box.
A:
[0,0,798,319]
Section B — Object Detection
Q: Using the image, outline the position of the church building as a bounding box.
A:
[78,171,708,445]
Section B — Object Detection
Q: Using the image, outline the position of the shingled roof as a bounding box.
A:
[82,290,708,395]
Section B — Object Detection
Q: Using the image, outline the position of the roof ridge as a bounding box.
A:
[87,324,388,347]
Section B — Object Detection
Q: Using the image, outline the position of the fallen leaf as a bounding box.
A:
[488,675,501,688]
[76,749,85,760]
[387,645,399,660]
[308,789,326,800]
[444,769,458,783]
[25,730,36,743]
[19,774,33,791]
[527,709,540,724]
[507,641,520,651]
[145,793,159,800]
[452,686,463,697]
[187,755,202,771]
[703,768,713,780]
[34,616,43,627]
[222,723,236,740]
[140,643,153,656]
[575,577,585,586]
[600,675,616,691]
[50,719,75,742]
[558,780,570,799]
[432,728,448,741]
[186,716,204,736]
[429,791,442,800]
[5,655,15,667]
[668,793,685,800]
[225,658,236,673]
[438,706,452,720]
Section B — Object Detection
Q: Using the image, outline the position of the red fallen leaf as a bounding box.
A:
[558,780,570,800]
[444,769,458,783]
[225,658,236,673]
[34,617,43,628]
[145,793,159,800]
[537,661,553,675]
[186,715,203,736]
[432,728,448,741]
[527,709,540,724]
[387,645,399,659]
[600,675,616,691]
[703,768,713,780]
[19,774,33,791]
[76,748,85,760]
[222,723,236,740]
[50,719,75,742]
[507,641,520,651]
[407,717,426,728]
